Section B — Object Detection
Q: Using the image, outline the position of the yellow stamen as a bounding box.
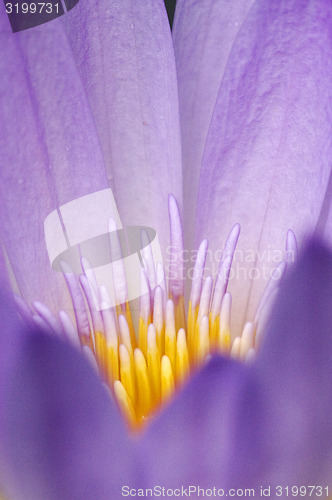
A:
[187,300,197,361]
[119,315,134,361]
[102,309,119,382]
[59,200,287,431]
[153,287,165,356]
[230,337,241,359]
[114,380,137,428]
[165,299,176,375]
[105,343,119,384]
[161,355,175,402]
[65,233,269,430]
[134,348,151,420]
[119,344,136,407]
[218,292,232,354]
[95,331,106,376]
[209,312,220,350]
[138,317,149,358]
[176,328,189,385]
[197,316,210,364]
[173,294,186,332]
[78,286,262,430]
[147,324,161,404]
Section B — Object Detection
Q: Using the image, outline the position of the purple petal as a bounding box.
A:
[317,170,332,242]
[62,0,182,255]
[0,11,109,314]
[0,293,24,432]
[2,331,136,500]
[173,0,255,252]
[218,240,332,489]
[141,239,332,489]
[0,248,23,422]
[195,0,332,335]
[251,239,332,486]
[140,356,249,487]
[0,280,30,488]
[168,194,185,301]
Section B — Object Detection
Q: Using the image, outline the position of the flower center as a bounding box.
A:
[89,287,253,431]
[27,196,295,431]
[61,226,264,432]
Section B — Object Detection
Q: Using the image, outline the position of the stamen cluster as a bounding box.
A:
[16,197,295,429]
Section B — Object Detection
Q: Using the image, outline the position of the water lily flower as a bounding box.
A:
[1,0,332,498]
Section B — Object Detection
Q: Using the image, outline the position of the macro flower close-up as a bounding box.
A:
[1,0,332,499]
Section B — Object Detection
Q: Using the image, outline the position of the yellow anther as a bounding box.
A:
[105,343,119,384]
[218,292,232,354]
[117,302,136,349]
[95,331,106,376]
[153,286,165,355]
[230,337,241,359]
[81,333,94,351]
[124,301,137,349]
[219,328,231,354]
[165,299,176,374]
[176,328,189,385]
[187,301,195,359]
[240,322,254,360]
[209,312,220,350]
[114,380,137,428]
[138,317,149,358]
[197,315,210,364]
[134,348,152,420]
[118,315,133,356]
[103,309,119,383]
[74,269,256,431]
[119,344,136,407]
[161,355,175,402]
[173,294,186,333]
[147,324,161,403]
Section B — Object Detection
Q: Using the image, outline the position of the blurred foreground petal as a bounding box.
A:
[251,240,332,486]
[140,356,248,487]
[2,332,135,500]
[140,240,332,490]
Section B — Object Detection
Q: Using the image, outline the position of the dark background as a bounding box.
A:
[164,0,177,29]
[7,0,178,33]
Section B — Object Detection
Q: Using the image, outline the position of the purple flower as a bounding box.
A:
[1,0,332,499]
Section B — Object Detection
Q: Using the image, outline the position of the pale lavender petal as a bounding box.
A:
[61,267,91,342]
[195,0,332,336]
[0,11,109,314]
[189,239,208,309]
[173,0,255,252]
[2,332,136,500]
[62,0,182,255]
[286,229,298,263]
[168,194,185,301]
[317,170,332,242]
